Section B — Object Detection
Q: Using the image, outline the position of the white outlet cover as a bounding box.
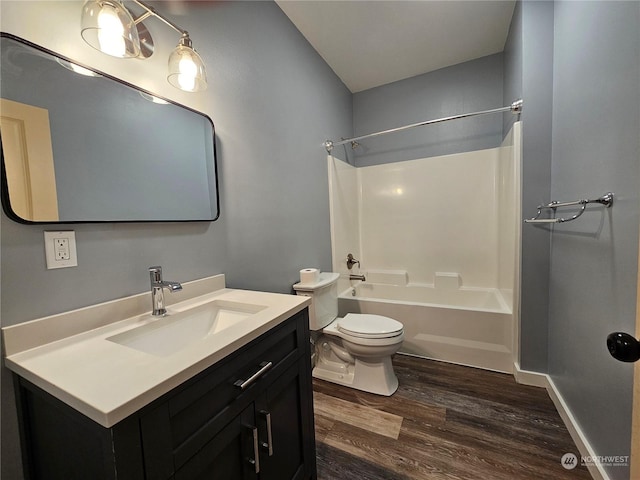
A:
[44,231,78,269]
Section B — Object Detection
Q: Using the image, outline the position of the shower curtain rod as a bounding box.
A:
[323,99,523,153]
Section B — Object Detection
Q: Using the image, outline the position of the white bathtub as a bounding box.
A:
[338,282,514,373]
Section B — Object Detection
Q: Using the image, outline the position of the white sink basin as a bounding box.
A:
[107,300,267,357]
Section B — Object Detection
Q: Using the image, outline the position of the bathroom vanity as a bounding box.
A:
[3,275,316,480]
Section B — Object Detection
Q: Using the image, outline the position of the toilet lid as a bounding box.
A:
[337,313,403,339]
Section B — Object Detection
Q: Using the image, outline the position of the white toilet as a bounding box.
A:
[293,272,404,396]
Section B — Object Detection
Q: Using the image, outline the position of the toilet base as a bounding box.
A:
[312,355,399,396]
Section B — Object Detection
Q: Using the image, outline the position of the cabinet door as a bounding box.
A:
[256,361,313,480]
[174,404,259,480]
[141,311,305,478]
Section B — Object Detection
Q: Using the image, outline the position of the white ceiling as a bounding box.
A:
[275,1,516,93]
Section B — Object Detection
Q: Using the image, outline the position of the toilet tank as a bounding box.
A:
[293,272,340,331]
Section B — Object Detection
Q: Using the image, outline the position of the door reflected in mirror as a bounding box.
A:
[0,34,219,223]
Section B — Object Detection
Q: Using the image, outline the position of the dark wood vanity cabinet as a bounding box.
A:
[14,309,316,480]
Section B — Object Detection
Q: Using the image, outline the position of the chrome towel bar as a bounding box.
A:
[525,192,614,224]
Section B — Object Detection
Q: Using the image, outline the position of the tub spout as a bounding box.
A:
[349,274,366,282]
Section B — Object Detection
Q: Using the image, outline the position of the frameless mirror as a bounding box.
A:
[0,33,219,223]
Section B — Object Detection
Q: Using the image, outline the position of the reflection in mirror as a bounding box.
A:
[0,34,219,223]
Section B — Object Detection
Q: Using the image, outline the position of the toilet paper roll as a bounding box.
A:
[300,268,320,284]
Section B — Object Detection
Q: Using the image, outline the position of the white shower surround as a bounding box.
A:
[328,122,521,373]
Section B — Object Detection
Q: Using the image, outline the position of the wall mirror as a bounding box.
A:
[0,33,219,223]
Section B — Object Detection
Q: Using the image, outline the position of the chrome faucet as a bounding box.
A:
[149,266,182,316]
[349,274,366,282]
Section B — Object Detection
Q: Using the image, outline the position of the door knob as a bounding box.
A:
[606,332,640,362]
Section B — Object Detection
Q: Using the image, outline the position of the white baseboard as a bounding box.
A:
[513,362,549,388]
[513,363,610,480]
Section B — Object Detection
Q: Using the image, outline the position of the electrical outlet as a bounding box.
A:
[44,231,78,269]
[54,238,70,260]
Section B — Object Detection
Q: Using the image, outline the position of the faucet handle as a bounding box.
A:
[346,253,360,270]
[149,266,163,283]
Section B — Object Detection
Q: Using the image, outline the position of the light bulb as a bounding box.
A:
[177,56,198,91]
[97,3,126,57]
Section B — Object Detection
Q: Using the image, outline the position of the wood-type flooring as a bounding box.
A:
[313,355,592,480]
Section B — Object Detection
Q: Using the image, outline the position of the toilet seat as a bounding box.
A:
[337,313,403,339]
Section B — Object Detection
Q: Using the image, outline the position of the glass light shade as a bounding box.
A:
[81,0,141,58]
[167,43,207,92]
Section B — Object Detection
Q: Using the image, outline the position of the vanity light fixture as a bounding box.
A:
[80,0,207,92]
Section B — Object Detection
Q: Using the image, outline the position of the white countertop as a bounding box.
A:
[2,275,310,428]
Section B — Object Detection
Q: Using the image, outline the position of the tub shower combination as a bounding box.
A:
[338,275,514,373]
[326,107,522,373]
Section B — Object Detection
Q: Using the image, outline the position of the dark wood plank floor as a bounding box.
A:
[313,355,592,480]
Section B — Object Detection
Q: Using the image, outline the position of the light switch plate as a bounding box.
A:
[44,231,78,269]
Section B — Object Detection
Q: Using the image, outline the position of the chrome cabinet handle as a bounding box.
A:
[244,425,260,474]
[260,410,273,456]
[234,361,273,390]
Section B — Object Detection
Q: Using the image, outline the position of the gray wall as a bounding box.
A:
[518,0,555,372]
[352,53,505,167]
[0,2,352,478]
[548,2,640,479]
[502,1,522,137]
[508,6,639,475]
